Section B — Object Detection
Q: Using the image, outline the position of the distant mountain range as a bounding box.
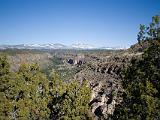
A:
[0,43,126,50]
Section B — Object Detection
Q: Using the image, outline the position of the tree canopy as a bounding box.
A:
[0,56,92,120]
[112,15,160,120]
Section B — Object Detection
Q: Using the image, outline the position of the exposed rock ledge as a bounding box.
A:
[75,53,142,119]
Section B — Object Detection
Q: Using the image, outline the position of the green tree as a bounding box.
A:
[0,54,10,92]
[137,14,160,43]
[0,62,51,119]
[15,63,50,119]
[0,54,12,120]
[48,70,92,120]
[112,15,160,120]
[0,56,92,120]
[60,80,92,120]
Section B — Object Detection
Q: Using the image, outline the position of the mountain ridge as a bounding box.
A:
[0,43,127,50]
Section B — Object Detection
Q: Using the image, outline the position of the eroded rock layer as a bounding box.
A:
[75,53,142,119]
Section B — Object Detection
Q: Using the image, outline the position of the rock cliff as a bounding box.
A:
[75,52,142,119]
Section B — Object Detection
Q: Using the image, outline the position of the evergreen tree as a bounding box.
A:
[0,54,10,92]
[48,69,92,120]
[0,54,12,120]
[0,56,92,120]
[0,61,51,119]
[112,15,160,120]
[60,80,92,120]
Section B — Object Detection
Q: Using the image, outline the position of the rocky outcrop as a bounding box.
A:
[75,53,142,119]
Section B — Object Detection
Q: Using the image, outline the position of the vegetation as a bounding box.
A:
[42,56,84,82]
[1,14,160,120]
[48,70,92,120]
[0,55,92,119]
[112,15,160,120]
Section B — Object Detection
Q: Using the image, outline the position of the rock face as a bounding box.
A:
[75,53,142,119]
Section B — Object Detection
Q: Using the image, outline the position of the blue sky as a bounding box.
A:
[0,0,159,47]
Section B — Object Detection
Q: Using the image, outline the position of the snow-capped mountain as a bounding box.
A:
[0,43,126,50]
[0,43,67,49]
[37,43,67,49]
[100,46,127,50]
[71,43,95,49]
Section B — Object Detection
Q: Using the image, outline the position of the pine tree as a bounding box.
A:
[112,15,160,120]
[0,54,10,92]
[60,80,92,120]
[0,54,12,119]
[0,61,51,119]
[48,69,92,120]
